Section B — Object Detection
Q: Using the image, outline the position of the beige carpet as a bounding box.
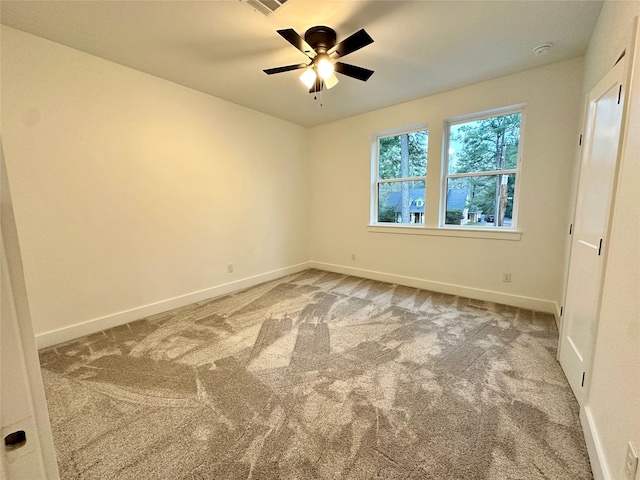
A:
[39,269,592,479]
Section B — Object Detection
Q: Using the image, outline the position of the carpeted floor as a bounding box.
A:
[39,269,592,479]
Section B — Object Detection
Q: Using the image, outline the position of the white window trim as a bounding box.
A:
[440,104,526,231]
[371,123,428,226]
[366,224,522,241]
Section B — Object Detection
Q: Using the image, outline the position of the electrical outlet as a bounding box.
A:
[625,442,638,480]
[351,252,356,261]
[502,272,512,282]
[226,263,233,273]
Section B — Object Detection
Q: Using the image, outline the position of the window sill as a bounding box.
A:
[367,224,522,241]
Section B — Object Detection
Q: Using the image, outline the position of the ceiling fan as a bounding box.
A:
[264,26,374,93]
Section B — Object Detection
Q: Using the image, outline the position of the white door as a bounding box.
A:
[1,140,60,479]
[559,59,626,404]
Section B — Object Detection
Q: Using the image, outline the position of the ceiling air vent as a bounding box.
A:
[245,0,288,16]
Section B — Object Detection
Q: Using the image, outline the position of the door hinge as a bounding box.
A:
[579,134,582,146]
[598,238,603,255]
[560,306,564,317]
[618,84,622,104]
[581,371,586,387]
[569,223,573,235]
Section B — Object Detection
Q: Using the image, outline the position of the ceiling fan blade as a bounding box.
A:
[334,62,374,82]
[277,28,317,59]
[263,63,308,75]
[327,29,373,58]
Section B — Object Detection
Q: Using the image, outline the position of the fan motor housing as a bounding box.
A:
[304,26,336,53]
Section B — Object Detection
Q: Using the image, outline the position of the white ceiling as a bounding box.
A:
[1,0,603,127]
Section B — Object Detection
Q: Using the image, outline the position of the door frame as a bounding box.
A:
[1,137,60,479]
[558,30,636,405]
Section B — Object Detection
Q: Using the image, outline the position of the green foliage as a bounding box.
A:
[445,209,463,225]
[378,130,428,180]
[378,131,428,223]
[449,113,520,221]
[378,205,397,223]
[450,114,520,174]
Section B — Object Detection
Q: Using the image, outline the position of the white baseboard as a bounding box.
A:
[580,405,610,480]
[37,260,558,349]
[35,261,312,349]
[310,261,557,314]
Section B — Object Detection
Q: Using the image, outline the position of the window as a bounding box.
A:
[374,127,428,224]
[370,106,523,239]
[443,108,522,228]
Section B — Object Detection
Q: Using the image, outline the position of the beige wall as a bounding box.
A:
[584,1,640,93]
[3,8,638,479]
[308,58,584,311]
[580,2,640,479]
[1,27,310,341]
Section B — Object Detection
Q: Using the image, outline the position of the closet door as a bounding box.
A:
[559,59,626,404]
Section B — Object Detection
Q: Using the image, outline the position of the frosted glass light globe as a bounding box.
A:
[299,68,317,88]
[317,57,334,80]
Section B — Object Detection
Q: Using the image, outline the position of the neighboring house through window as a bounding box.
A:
[374,126,428,224]
[443,106,523,228]
[384,188,471,225]
[371,105,523,232]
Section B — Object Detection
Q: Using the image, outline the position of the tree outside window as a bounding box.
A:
[444,110,522,228]
[375,128,428,224]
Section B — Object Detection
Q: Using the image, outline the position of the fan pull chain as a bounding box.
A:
[312,83,323,106]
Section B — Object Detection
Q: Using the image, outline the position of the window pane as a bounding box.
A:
[379,130,428,180]
[445,174,516,227]
[378,181,426,224]
[448,113,520,174]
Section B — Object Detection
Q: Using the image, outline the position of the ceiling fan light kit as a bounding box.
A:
[264,25,374,95]
[299,68,317,88]
[316,54,334,80]
[324,73,339,90]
